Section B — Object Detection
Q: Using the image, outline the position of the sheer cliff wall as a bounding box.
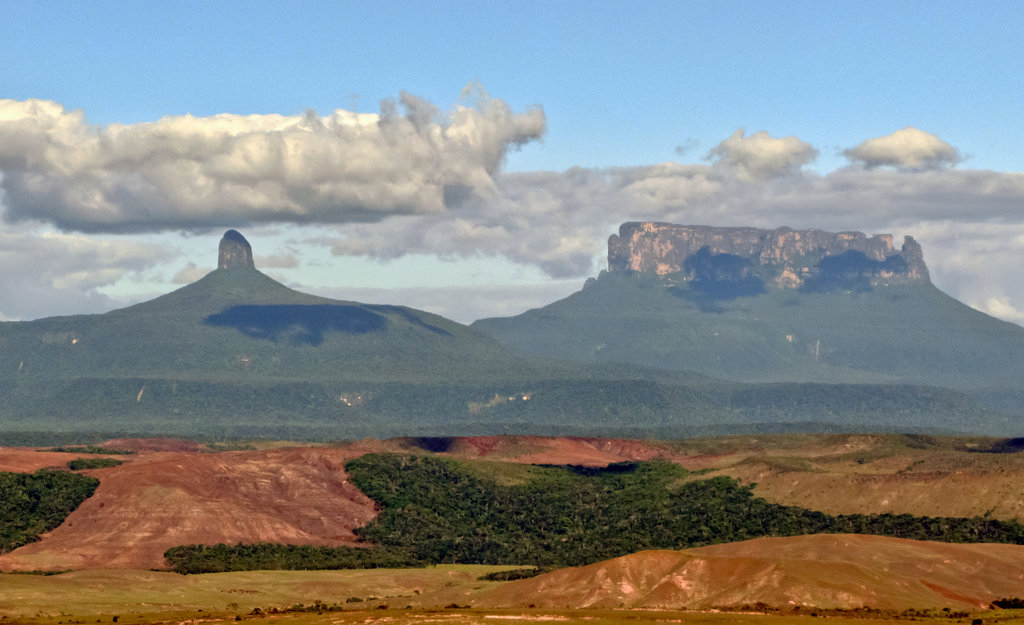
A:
[607,222,930,289]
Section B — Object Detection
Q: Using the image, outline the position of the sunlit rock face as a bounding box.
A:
[218,229,255,270]
[607,222,930,291]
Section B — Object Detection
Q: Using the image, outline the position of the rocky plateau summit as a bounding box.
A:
[608,222,930,290]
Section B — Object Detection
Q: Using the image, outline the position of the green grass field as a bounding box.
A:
[0,565,514,621]
[2,565,1018,625]
[2,569,1019,625]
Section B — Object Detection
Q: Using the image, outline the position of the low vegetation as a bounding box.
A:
[0,469,99,553]
[163,543,424,574]
[67,457,124,470]
[164,454,1024,573]
[45,445,134,455]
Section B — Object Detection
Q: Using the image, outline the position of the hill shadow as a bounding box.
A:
[204,304,387,345]
[364,305,452,337]
[205,304,453,345]
[406,437,457,452]
[802,250,908,293]
[964,437,1024,454]
[668,247,766,311]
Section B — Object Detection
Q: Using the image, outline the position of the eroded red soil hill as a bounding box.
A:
[468,534,1024,610]
[0,436,679,571]
[0,444,384,570]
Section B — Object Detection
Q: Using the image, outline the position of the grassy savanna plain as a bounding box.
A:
[5,610,1024,625]
[2,564,1023,625]
[0,565,510,622]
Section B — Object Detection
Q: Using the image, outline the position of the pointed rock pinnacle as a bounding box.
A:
[218,230,255,270]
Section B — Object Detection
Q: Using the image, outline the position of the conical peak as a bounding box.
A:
[218,229,255,270]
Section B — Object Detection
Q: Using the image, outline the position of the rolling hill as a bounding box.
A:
[466,534,1024,610]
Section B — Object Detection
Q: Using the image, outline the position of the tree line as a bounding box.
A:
[0,469,99,553]
[163,454,1024,573]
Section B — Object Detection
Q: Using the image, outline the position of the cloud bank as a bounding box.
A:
[1,90,1024,324]
[0,230,167,319]
[0,86,545,232]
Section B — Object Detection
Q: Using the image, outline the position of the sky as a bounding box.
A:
[1,0,1023,324]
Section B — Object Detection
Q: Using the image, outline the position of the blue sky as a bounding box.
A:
[6,1,1022,172]
[1,1,1024,323]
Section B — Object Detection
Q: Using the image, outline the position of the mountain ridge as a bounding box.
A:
[607,222,930,290]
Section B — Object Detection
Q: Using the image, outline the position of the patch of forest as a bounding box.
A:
[66,457,124,470]
[163,543,424,575]
[164,454,1024,573]
[0,469,99,554]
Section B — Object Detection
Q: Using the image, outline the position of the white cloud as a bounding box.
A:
[0,228,168,319]
[255,253,299,269]
[0,86,545,232]
[706,129,818,180]
[977,297,1024,325]
[843,126,961,170]
[171,262,209,284]
[3,104,1024,327]
[307,281,583,325]
[308,127,1024,324]
[318,154,1024,285]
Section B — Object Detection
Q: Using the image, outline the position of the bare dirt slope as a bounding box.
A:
[0,448,85,472]
[0,444,385,571]
[466,534,1024,610]
[0,436,666,571]
[671,434,1024,520]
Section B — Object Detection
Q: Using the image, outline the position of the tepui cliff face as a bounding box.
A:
[607,222,930,291]
[218,229,255,270]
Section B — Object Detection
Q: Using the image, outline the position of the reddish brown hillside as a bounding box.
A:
[429,435,679,466]
[467,534,1024,610]
[0,448,85,472]
[0,444,383,571]
[1,435,679,571]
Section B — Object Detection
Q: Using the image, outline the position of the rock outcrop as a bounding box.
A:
[218,229,255,270]
[607,222,930,290]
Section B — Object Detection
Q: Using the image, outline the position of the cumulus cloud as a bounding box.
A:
[315,126,1024,325]
[330,168,644,278]
[307,281,583,324]
[255,253,299,269]
[0,229,168,319]
[706,129,818,180]
[843,126,961,170]
[5,103,1024,327]
[977,297,1024,325]
[171,262,208,284]
[0,87,545,232]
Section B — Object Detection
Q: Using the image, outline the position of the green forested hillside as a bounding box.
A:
[0,267,532,384]
[0,374,998,441]
[0,469,99,553]
[0,265,1000,440]
[473,272,1024,415]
